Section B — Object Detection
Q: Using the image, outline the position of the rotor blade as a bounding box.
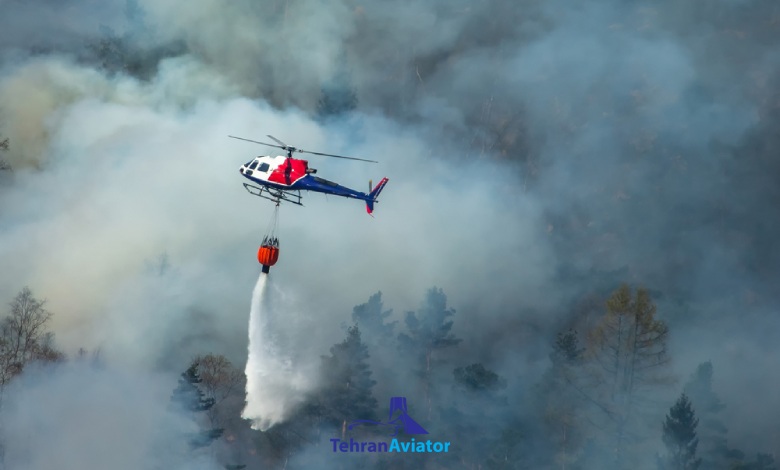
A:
[266,135,288,148]
[298,148,378,163]
[228,135,286,150]
[231,134,378,162]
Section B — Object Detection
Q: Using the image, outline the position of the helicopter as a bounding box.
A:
[231,135,389,214]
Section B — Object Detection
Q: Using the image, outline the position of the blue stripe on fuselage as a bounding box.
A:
[294,175,369,200]
[243,174,369,201]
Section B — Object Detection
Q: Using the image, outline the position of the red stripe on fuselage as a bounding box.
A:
[268,158,308,186]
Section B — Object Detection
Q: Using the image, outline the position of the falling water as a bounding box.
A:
[241,273,312,431]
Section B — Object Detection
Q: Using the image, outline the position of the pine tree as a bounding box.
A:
[453,363,507,393]
[170,362,224,449]
[683,362,733,469]
[658,393,701,470]
[447,363,509,469]
[351,291,396,344]
[552,329,586,366]
[319,325,378,429]
[537,329,587,470]
[398,287,462,414]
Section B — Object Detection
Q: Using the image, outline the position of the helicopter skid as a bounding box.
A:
[243,183,303,206]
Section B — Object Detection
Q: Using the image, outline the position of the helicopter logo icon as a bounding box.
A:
[348,397,428,436]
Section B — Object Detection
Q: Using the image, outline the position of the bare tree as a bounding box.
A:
[0,287,64,388]
[587,284,672,467]
[192,354,244,427]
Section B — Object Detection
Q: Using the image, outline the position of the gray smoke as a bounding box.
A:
[0,362,220,469]
[1,0,779,464]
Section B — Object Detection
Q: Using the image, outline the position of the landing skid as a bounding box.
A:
[243,183,303,206]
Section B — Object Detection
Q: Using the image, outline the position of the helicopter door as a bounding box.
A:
[252,161,271,180]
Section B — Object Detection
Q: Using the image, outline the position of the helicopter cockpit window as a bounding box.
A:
[257,163,270,172]
[249,161,259,170]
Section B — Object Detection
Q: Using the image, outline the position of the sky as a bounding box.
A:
[0,0,779,466]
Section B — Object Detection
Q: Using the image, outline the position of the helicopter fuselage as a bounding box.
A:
[231,132,389,213]
[239,155,371,202]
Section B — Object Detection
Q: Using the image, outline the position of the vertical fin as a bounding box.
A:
[365,177,389,214]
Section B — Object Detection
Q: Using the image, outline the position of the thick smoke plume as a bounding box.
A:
[1,0,780,466]
[0,362,220,470]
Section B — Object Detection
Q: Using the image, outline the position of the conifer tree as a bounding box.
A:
[447,363,509,469]
[170,362,224,449]
[319,325,378,428]
[453,363,507,393]
[351,291,396,344]
[683,361,733,469]
[552,329,586,366]
[538,329,587,470]
[658,393,701,470]
[398,287,461,414]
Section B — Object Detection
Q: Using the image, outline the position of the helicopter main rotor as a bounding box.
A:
[229,134,378,163]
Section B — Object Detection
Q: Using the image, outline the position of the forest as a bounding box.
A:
[0,284,774,469]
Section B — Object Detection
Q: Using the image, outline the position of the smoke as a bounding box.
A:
[241,273,318,431]
[0,361,221,470]
[1,0,780,464]
[0,0,126,52]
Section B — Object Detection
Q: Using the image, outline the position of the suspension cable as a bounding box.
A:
[262,204,280,245]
